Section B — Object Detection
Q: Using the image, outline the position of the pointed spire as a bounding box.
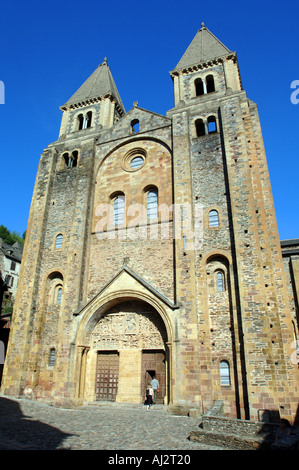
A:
[172,25,232,71]
[61,57,125,113]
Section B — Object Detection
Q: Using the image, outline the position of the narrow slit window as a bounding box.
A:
[57,287,62,305]
[183,236,187,250]
[209,210,219,227]
[147,189,158,219]
[216,271,225,292]
[49,348,56,367]
[113,194,125,225]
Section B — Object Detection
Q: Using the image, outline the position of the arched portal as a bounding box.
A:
[76,298,170,404]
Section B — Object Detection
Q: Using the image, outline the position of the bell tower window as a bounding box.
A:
[206,74,215,93]
[78,114,84,130]
[195,78,204,96]
[77,111,93,130]
[70,150,78,167]
[195,119,206,137]
[207,116,217,134]
[86,111,92,128]
[131,119,140,133]
[62,151,78,169]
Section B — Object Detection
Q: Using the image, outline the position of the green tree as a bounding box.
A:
[0,225,25,245]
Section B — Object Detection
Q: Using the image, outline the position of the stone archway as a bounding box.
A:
[78,299,169,404]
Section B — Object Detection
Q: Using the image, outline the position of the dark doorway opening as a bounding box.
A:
[141,350,166,404]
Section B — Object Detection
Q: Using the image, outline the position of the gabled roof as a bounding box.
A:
[61,58,125,112]
[113,103,172,129]
[0,239,23,262]
[75,266,179,317]
[172,23,232,71]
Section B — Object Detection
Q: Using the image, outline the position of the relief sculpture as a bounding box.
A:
[91,306,165,350]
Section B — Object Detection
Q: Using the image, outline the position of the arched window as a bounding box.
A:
[56,286,62,305]
[55,234,63,249]
[195,119,205,137]
[147,188,158,219]
[78,114,84,130]
[63,151,78,169]
[69,150,78,168]
[78,112,92,130]
[113,194,125,225]
[49,348,56,367]
[46,272,63,307]
[195,78,204,96]
[63,152,69,167]
[206,75,215,93]
[86,111,92,128]
[131,119,140,133]
[209,210,219,227]
[216,271,225,292]
[208,116,217,134]
[220,361,230,386]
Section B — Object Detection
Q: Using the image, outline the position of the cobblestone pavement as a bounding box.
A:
[0,395,225,451]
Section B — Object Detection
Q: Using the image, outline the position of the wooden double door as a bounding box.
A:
[96,350,166,403]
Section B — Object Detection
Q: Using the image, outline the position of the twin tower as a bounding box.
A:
[2,25,299,422]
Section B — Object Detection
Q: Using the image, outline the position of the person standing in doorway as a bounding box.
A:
[151,376,159,404]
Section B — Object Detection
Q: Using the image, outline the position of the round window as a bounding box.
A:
[122,148,147,172]
[130,156,144,169]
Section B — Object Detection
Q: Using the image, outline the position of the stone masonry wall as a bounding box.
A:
[90,136,174,302]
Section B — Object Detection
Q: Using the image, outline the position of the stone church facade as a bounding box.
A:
[2,25,299,422]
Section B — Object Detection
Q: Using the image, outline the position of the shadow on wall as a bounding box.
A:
[0,397,74,449]
[191,406,299,450]
[255,408,299,450]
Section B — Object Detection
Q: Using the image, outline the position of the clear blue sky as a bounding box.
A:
[0,0,298,240]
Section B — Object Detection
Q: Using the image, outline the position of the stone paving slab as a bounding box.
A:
[0,395,225,450]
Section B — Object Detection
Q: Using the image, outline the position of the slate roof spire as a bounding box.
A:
[61,57,125,113]
[173,23,233,71]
